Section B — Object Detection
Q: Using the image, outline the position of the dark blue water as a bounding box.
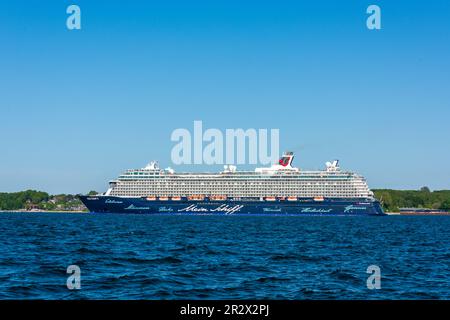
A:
[0,213,449,299]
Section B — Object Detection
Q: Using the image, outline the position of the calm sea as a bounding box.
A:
[0,213,449,299]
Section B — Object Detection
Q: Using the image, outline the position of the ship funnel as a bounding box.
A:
[277,151,294,167]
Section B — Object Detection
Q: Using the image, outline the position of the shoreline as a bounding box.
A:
[386,212,450,216]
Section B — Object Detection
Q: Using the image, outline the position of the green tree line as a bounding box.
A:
[373,187,450,212]
[0,190,49,210]
[0,190,93,211]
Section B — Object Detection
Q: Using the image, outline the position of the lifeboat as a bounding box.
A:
[188,195,205,201]
[146,196,156,201]
[287,196,298,201]
[171,196,181,201]
[265,196,276,201]
[159,196,169,201]
[210,195,227,201]
[314,196,325,201]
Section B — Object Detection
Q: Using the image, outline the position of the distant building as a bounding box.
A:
[25,200,39,210]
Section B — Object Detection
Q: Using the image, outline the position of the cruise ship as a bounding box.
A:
[79,152,385,216]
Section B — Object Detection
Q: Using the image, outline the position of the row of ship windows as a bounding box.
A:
[114,187,367,191]
[121,172,354,176]
[113,186,366,189]
[112,190,364,193]
[111,193,366,197]
[111,190,364,195]
[113,185,365,189]
[118,177,358,181]
[116,181,366,186]
[112,189,363,192]
[114,187,368,192]
[112,184,364,189]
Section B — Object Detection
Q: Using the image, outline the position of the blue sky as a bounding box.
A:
[0,0,449,194]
